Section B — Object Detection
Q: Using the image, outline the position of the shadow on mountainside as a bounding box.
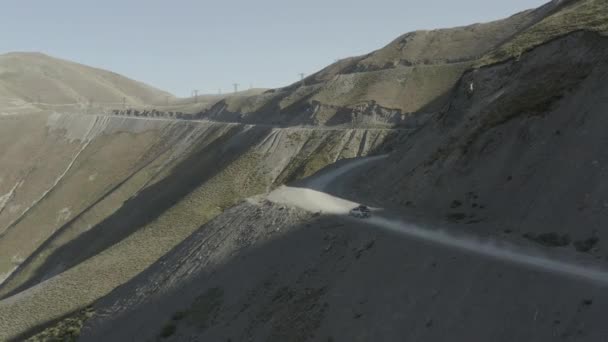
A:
[76,202,608,342]
[0,125,273,299]
[339,31,608,250]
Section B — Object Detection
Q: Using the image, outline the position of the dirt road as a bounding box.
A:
[268,156,608,286]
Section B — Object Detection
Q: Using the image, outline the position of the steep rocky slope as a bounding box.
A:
[29,28,608,342]
[0,112,400,339]
[355,30,608,254]
[73,164,608,341]
[1,0,607,340]
[63,2,608,342]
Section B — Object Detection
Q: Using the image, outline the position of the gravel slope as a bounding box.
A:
[0,113,398,340]
[76,157,608,341]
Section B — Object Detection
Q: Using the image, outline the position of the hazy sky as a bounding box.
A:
[1,0,548,97]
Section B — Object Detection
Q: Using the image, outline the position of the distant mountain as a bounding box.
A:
[0,52,173,114]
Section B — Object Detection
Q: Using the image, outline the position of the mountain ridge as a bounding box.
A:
[0,51,173,115]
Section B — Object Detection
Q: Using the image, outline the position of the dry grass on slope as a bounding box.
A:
[357,9,542,69]
[481,0,608,65]
[0,118,393,340]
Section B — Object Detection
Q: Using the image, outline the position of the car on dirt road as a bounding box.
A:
[349,205,371,218]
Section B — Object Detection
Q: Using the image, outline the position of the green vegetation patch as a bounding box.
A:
[185,287,224,329]
[24,306,94,342]
[163,286,225,338]
[159,323,177,338]
[573,236,599,252]
[523,232,571,247]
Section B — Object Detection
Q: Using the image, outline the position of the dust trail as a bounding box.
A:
[268,153,608,286]
[271,186,608,285]
[371,216,608,285]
